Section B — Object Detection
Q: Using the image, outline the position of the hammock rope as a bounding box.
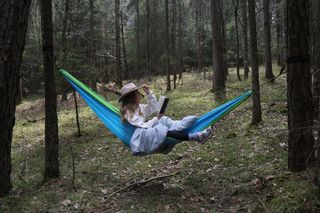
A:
[60,69,252,148]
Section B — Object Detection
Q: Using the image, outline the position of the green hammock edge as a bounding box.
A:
[161,90,252,144]
[60,69,120,115]
[207,91,252,127]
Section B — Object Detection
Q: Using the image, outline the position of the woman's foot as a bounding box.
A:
[196,127,214,144]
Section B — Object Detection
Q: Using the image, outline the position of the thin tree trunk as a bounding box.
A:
[120,10,129,79]
[73,91,81,137]
[248,0,262,124]
[177,0,183,80]
[233,0,241,81]
[313,0,320,187]
[241,0,250,80]
[61,0,70,101]
[220,1,228,80]
[195,0,202,74]
[165,0,171,91]
[115,0,122,86]
[263,0,274,80]
[275,0,283,66]
[146,0,151,77]
[89,0,97,91]
[41,0,60,179]
[135,0,140,75]
[312,0,320,162]
[211,0,225,99]
[287,0,314,172]
[171,0,177,88]
[0,0,32,197]
[16,79,23,105]
[282,0,288,66]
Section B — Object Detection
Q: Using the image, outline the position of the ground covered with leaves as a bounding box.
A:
[1,67,319,212]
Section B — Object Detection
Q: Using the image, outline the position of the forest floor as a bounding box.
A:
[1,66,320,212]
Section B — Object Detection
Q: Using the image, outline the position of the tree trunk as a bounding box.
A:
[211,0,225,99]
[287,0,314,172]
[165,0,171,91]
[233,0,241,81]
[312,0,320,168]
[248,0,262,124]
[275,0,283,66]
[135,0,140,75]
[115,0,122,86]
[146,0,151,77]
[263,0,275,80]
[0,0,32,197]
[40,0,60,179]
[241,0,250,80]
[177,0,183,80]
[61,0,70,101]
[16,79,23,105]
[171,0,177,88]
[89,0,97,91]
[195,0,203,74]
[120,10,130,79]
[282,0,288,65]
[220,1,228,80]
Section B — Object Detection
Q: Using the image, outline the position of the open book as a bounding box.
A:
[157,95,170,114]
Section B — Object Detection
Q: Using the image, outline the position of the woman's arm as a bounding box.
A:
[140,85,158,118]
[125,111,159,128]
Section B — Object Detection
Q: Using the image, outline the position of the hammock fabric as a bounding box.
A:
[60,69,252,148]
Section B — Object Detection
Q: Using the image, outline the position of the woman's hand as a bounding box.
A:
[157,113,164,119]
[143,84,150,95]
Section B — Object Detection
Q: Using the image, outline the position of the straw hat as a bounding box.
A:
[118,82,144,102]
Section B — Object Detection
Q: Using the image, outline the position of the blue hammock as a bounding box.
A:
[60,69,252,148]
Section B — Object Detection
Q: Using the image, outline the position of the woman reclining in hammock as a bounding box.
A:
[118,82,214,155]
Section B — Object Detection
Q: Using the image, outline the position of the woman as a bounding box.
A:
[119,82,214,155]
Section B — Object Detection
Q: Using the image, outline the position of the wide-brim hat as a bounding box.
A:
[118,82,144,102]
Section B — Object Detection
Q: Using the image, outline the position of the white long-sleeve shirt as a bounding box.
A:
[125,92,159,128]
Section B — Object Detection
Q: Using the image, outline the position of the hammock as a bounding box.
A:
[60,69,252,148]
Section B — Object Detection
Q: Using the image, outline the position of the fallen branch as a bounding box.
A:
[108,170,181,198]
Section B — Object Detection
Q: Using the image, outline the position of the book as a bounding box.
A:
[157,95,170,114]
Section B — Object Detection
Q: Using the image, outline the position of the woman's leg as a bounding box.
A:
[166,126,214,143]
[166,130,189,140]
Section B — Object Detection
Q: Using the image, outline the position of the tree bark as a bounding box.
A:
[211,0,225,99]
[171,0,177,88]
[248,0,262,124]
[177,0,183,80]
[195,0,203,74]
[61,0,70,101]
[287,0,314,172]
[165,0,171,91]
[263,0,275,80]
[0,0,32,197]
[241,0,250,80]
[40,0,60,179]
[135,0,140,75]
[282,0,288,66]
[115,0,122,86]
[233,0,241,81]
[275,0,283,66]
[120,10,130,79]
[89,0,97,91]
[146,0,151,77]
